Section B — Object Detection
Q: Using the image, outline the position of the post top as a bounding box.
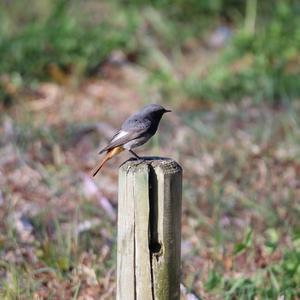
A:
[120,157,182,175]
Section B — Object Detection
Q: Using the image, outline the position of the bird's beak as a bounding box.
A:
[164,109,172,113]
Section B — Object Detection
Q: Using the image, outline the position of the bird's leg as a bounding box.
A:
[129,150,141,159]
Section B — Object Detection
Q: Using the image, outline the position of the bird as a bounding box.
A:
[92,104,171,176]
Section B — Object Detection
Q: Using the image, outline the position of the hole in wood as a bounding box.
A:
[149,241,162,253]
[149,166,160,254]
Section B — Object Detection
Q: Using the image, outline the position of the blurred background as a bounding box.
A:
[1,0,300,299]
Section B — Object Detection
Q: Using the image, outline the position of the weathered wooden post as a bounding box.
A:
[117,158,182,300]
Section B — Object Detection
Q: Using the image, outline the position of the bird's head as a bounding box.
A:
[140,104,171,119]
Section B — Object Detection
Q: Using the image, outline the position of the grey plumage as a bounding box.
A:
[99,104,170,154]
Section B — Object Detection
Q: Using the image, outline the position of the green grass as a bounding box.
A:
[0,198,116,299]
[204,246,300,299]
[1,1,300,298]
[2,99,300,298]
[1,0,300,105]
[0,0,138,92]
[183,0,300,103]
[179,102,300,299]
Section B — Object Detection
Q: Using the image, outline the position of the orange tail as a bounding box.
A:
[92,146,124,176]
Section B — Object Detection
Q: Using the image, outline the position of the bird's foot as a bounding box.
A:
[129,150,142,160]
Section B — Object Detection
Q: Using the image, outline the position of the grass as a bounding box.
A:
[0,195,116,299]
[2,92,300,299]
[1,0,300,299]
[179,102,300,299]
[1,0,300,105]
[0,0,139,97]
[182,0,300,103]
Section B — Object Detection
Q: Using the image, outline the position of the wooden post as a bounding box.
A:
[117,158,182,300]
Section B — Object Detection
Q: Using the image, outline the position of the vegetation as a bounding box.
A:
[1,0,300,103]
[0,0,300,299]
[0,0,137,85]
[186,0,300,103]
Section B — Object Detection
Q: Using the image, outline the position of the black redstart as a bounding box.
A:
[92,104,171,176]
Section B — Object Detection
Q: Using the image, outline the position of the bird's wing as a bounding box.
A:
[99,118,151,154]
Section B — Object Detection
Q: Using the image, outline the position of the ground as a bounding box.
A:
[1,49,300,299]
